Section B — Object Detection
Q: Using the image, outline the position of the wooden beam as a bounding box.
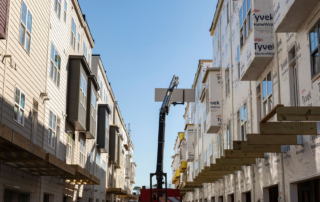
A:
[233,141,243,150]
[241,142,282,153]
[210,165,242,171]
[218,157,255,166]
[277,107,320,121]
[199,171,234,176]
[247,134,302,145]
[260,122,317,135]
[260,104,284,122]
[224,150,264,158]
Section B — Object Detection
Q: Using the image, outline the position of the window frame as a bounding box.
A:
[262,72,273,117]
[71,18,76,49]
[91,90,97,119]
[227,122,231,149]
[80,74,87,109]
[80,138,86,167]
[48,111,57,149]
[240,103,247,141]
[13,86,26,126]
[239,0,252,49]
[19,1,32,54]
[49,43,61,87]
[54,0,62,19]
[309,23,320,78]
[66,132,72,160]
[63,0,67,22]
[225,65,230,97]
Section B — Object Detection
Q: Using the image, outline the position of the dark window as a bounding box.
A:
[4,189,30,202]
[310,25,320,77]
[269,186,279,202]
[246,192,251,202]
[298,178,320,202]
[44,194,50,202]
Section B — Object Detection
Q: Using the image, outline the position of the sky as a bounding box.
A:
[78,0,217,188]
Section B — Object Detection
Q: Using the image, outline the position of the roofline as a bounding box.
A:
[192,60,212,89]
[72,0,95,48]
[210,0,224,36]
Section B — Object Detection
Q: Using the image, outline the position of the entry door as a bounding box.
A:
[298,179,320,202]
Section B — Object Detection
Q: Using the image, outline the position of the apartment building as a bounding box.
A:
[179,0,320,202]
[0,0,136,202]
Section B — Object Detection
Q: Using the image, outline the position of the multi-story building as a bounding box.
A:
[179,0,320,201]
[0,0,136,202]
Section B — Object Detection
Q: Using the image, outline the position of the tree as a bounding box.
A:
[133,186,141,195]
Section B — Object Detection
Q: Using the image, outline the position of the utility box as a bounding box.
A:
[202,68,222,133]
[109,125,119,164]
[185,124,195,162]
[97,104,111,153]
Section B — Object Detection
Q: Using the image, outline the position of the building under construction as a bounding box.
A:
[173,0,320,201]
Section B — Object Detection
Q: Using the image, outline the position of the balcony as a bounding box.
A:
[115,135,123,169]
[130,162,136,184]
[185,124,195,162]
[274,0,319,32]
[97,104,111,153]
[238,0,275,81]
[85,75,99,139]
[202,68,221,133]
[109,125,119,164]
[179,161,187,172]
[67,56,92,132]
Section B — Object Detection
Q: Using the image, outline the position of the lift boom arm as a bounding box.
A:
[155,75,179,189]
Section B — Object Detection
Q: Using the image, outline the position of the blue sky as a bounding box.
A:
[78,0,217,188]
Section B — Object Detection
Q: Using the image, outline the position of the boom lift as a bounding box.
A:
[140,76,182,202]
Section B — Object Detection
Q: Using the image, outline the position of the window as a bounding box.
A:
[91,90,96,119]
[96,153,100,175]
[83,43,88,59]
[239,0,252,48]
[262,72,272,117]
[80,74,87,108]
[54,0,62,18]
[77,33,80,52]
[218,135,221,158]
[66,132,72,159]
[71,18,76,49]
[80,139,86,167]
[50,44,61,86]
[310,26,320,77]
[44,194,50,202]
[63,0,67,22]
[237,46,241,79]
[48,111,57,148]
[106,113,109,130]
[14,86,25,125]
[227,3,229,24]
[102,160,106,171]
[225,65,230,97]
[204,150,207,166]
[90,151,93,174]
[227,122,231,149]
[256,84,261,126]
[210,143,213,164]
[19,1,32,53]
[32,100,38,143]
[241,104,247,140]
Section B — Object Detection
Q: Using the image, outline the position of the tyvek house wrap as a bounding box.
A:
[239,0,275,80]
[186,125,195,162]
[273,0,294,31]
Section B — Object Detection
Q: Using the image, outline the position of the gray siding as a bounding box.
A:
[67,58,87,131]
